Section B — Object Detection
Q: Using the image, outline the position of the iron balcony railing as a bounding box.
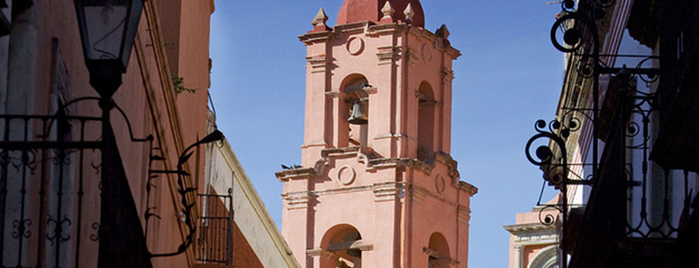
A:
[196,190,234,265]
[0,113,103,268]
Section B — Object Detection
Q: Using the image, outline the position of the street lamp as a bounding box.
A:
[74,0,144,99]
[73,0,147,267]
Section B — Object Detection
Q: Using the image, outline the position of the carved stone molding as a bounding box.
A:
[336,165,356,185]
[374,182,400,202]
[407,47,420,64]
[441,67,455,84]
[346,36,365,56]
[282,192,311,210]
[412,185,427,203]
[435,174,446,193]
[377,45,402,62]
[422,43,433,63]
[458,206,471,223]
[275,167,318,182]
[306,54,328,73]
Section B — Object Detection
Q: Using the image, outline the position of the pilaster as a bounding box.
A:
[301,32,332,167]
[372,29,403,158]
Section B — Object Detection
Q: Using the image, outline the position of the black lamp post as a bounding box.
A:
[74,0,147,267]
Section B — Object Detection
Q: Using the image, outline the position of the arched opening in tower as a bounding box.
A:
[320,224,364,268]
[342,75,371,148]
[417,81,436,160]
[426,232,451,268]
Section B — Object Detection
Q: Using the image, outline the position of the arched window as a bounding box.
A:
[341,75,370,148]
[320,224,363,268]
[426,232,450,268]
[417,81,436,160]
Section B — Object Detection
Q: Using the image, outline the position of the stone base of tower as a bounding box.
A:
[277,147,477,268]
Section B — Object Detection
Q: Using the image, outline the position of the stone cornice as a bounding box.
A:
[503,222,556,233]
[299,20,462,60]
[432,152,477,196]
[334,21,372,32]
[458,181,478,196]
[306,54,327,73]
[321,146,362,158]
[275,167,319,182]
[504,222,558,247]
[298,31,332,45]
[282,183,401,203]
[435,152,459,178]
[312,147,477,195]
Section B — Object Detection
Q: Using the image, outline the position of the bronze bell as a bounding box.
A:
[348,101,368,125]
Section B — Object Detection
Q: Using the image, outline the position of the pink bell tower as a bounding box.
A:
[276,1,477,267]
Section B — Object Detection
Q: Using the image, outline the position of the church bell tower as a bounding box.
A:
[276,1,477,267]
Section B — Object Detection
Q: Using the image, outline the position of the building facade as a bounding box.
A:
[0,0,224,267]
[202,112,300,268]
[276,1,477,267]
[504,200,560,268]
[525,0,699,267]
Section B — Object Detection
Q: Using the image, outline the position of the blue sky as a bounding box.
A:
[209,1,564,267]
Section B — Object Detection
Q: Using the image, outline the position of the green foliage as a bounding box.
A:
[172,75,196,94]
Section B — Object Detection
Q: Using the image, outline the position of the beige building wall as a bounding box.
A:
[204,113,301,268]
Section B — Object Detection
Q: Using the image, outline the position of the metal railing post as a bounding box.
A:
[227,187,234,266]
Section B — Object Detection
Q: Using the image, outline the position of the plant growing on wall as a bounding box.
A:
[172,75,196,94]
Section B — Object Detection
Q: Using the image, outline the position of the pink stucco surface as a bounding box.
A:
[337,0,425,28]
[5,0,212,266]
[279,1,476,267]
[506,195,560,268]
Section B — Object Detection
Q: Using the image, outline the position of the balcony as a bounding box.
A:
[195,192,234,267]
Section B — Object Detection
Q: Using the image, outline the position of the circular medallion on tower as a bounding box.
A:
[337,165,356,185]
[346,36,365,56]
[422,43,433,63]
[435,174,446,193]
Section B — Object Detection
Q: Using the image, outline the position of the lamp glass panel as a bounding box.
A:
[121,0,143,68]
[82,3,128,61]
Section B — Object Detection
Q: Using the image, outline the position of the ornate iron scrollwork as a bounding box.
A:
[525,119,579,186]
[146,130,224,258]
[0,98,104,267]
[526,1,668,267]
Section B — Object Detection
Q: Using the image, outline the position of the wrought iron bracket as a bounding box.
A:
[145,130,224,259]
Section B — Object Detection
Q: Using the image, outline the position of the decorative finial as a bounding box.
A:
[403,3,415,23]
[309,8,331,33]
[312,8,329,27]
[436,24,451,47]
[436,24,450,39]
[381,1,395,20]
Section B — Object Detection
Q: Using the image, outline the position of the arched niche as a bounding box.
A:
[425,232,451,268]
[320,224,364,268]
[528,245,559,268]
[339,74,370,148]
[417,81,436,159]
